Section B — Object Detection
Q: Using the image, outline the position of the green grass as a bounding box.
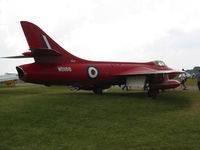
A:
[0,86,200,150]
[186,78,197,87]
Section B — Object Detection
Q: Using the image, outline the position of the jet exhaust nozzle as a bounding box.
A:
[16,66,25,79]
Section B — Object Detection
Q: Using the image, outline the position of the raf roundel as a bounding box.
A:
[87,66,99,79]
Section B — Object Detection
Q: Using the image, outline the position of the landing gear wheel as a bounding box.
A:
[93,88,103,95]
[147,89,159,98]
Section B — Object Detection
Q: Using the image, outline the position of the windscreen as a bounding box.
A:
[154,60,167,67]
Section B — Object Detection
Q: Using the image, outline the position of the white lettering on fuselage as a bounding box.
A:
[70,59,76,63]
[57,67,72,72]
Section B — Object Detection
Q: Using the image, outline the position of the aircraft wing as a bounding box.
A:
[113,67,182,77]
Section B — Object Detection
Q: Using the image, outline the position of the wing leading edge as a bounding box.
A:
[113,67,182,77]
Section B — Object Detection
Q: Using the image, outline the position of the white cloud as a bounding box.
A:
[1,0,200,74]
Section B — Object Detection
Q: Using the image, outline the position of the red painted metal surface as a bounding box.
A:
[15,21,181,95]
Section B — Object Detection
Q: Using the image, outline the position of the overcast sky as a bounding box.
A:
[0,0,200,74]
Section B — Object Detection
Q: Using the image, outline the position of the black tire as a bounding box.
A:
[147,89,159,98]
[93,88,103,95]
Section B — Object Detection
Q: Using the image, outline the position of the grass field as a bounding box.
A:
[185,78,197,87]
[0,86,200,150]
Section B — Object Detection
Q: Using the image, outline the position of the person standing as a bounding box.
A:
[178,69,187,90]
[195,70,200,91]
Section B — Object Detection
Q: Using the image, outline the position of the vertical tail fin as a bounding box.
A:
[20,21,85,64]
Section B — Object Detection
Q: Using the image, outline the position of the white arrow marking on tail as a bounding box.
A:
[42,35,51,49]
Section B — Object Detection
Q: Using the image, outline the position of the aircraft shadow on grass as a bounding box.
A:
[63,90,190,103]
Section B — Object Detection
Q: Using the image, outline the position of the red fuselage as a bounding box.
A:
[17,61,179,90]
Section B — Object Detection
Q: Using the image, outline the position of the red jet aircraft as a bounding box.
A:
[6,21,181,97]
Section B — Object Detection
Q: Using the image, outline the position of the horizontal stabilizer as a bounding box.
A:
[2,48,62,60]
[2,55,30,58]
[31,48,62,57]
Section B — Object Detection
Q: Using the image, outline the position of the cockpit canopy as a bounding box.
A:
[153,60,167,67]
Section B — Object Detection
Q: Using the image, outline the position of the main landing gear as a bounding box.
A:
[93,88,103,95]
[147,89,159,98]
